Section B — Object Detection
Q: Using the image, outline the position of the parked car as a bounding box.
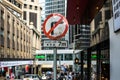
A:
[23,74,42,80]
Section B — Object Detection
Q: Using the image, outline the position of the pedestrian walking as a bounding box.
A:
[91,72,96,80]
[68,72,72,80]
[6,72,10,80]
[10,72,15,80]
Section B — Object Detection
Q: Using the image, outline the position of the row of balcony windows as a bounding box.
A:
[7,0,22,9]
[0,14,30,53]
[0,3,32,59]
[1,29,30,44]
[91,24,109,45]
[1,7,31,32]
[24,4,41,10]
[0,36,30,53]
[1,16,31,43]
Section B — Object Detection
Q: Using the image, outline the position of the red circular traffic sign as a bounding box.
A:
[43,13,69,40]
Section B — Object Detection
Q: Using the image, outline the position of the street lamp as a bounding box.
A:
[73,34,81,71]
[73,34,81,50]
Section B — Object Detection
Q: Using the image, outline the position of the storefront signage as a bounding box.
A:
[0,61,33,67]
[35,55,45,59]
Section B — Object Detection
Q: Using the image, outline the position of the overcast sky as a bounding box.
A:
[39,0,45,3]
[39,0,45,8]
[39,0,45,18]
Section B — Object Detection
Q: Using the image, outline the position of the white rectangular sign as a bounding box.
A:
[112,0,120,32]
[0,60,33,67]
[43,40,68,47]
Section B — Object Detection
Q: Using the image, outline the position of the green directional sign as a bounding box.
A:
[35,55,45,59]
[91,54,97,59]
[91,54,105,59]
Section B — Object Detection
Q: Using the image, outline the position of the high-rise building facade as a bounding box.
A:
[0,0,32,59]
[41,0,69,50]
[90,0,112,79]
[69,25,90,50]
[0,0,42,74]
[45,0,66,17]
[22,0,42,32]
[22,0,42,50]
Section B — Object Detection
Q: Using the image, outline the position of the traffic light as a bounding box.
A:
[74,57,79,64]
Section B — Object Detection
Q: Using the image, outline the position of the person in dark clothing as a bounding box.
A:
[58,72,66,80]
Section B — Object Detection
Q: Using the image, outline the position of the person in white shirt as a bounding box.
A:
[6,72,10,80]
[67,72,72,80]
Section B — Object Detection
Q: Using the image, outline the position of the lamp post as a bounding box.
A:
[73,34,81,71]
[73,34,81,50]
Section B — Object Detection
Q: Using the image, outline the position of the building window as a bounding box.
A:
[35,6,37,10]
[17,41,19,50]
[40,7,42,10]
[46,54,53,61]
[20,31,22,39]
[64,54,73,60]
[23,11,26,20]
[12,19,14,34]
[24,45,25,52]
[31,0,34,2]
[94,12,102,29]
[7,15,10,32]
[21,43,22,51]
[24,4,27,8]
[0,35,4,46]
[17,28,19,38]
[29,12,37,28]
[24,33,25,41]
[7,37,10,48]
[105,10,111,20]
[12,40,15,49]
[57,54,63,61]
[29,5,32,9]
[1,10,4,29]
[16,2,21,8]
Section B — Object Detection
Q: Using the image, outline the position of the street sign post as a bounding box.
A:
[43,13,69,80]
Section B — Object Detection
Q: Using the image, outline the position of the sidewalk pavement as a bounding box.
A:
[0,76,5,80]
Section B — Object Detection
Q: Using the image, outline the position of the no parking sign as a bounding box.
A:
[43,13,69,40]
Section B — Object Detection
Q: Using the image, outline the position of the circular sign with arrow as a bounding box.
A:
[43,13,69,40]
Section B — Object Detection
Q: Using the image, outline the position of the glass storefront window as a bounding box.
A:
[57,54,63,61]
[64,54,73,60]
[46,54,53,61]
[46,54,73,61]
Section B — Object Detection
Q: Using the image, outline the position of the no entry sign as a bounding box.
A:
[43,13,69,40]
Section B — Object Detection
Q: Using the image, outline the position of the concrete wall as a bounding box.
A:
[108,18,120,80]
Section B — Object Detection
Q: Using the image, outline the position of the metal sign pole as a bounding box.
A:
[53,47,57,80]
[42,13,69,80]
